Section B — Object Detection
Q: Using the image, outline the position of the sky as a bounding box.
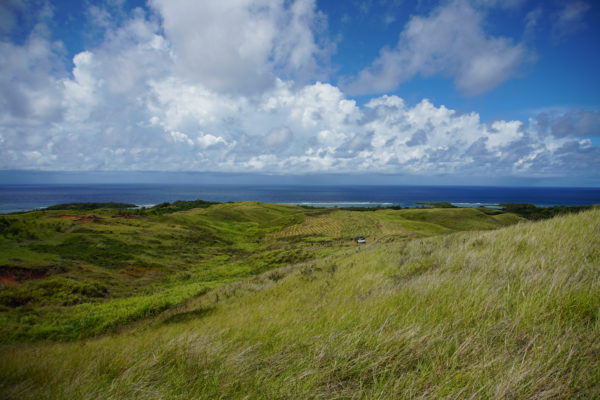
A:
[0,0,599,186]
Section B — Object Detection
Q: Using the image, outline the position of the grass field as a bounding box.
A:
[0,206,597,399]
[0,202,526,343]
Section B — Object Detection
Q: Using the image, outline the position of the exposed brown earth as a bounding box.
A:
[121,267,147,277]
[50,214,101,222]
[0,266,55,285]
[74,216,99,223]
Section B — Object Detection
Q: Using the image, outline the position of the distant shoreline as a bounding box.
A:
[0,201,586,215]
[1,183,599,214]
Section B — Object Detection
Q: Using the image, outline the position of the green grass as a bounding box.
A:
[0,208,597,399]
[0,203,528,344]
[0,280,215,342]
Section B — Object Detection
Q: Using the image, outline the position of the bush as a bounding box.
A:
[500,203,592,220]
[44,203,136,211]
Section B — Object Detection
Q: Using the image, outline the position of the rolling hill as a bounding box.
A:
[0,202,521,343]
[0,203,597,399]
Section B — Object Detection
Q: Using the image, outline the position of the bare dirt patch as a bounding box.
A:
[75,216,100,223]
[0,266,61,285]
[50,214,101,223]
[121,267,147,278]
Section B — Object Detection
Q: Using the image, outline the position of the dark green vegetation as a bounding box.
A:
[43,199,218,214]
[0,203,598,399]
[138,199,219,215]
[0,201,522,343]
[500,202,593,220]
[44,202,136,211]
[416,201,457,208]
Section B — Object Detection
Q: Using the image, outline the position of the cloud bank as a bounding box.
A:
[0,0,598,180]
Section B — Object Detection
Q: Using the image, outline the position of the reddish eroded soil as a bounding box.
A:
[0,266,59,285]
[50,214,101,223]
[121,267,147,277]
[0,273,18,285]
[75,216,100,223]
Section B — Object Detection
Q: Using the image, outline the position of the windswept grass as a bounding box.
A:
[0,209,597,399]
[1,202,524,344]
[269,207,518,242]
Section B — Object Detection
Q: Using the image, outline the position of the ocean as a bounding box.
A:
[1,184,599,214]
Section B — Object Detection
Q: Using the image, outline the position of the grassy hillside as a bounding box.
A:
[0,202,521,343]
[0,208,597,399]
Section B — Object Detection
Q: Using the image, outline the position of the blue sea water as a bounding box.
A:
[0,184,599,214]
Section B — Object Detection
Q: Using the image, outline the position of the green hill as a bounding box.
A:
[0,202,522,343]
[0,205,597,399]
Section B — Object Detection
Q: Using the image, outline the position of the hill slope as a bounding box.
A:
[0,203,521,342]
[1,209,598,399]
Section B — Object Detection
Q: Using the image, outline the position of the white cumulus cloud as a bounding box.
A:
[148,0,329,94]
[342,0,528,96]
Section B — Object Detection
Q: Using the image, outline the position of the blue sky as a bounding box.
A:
[0,0,599,185]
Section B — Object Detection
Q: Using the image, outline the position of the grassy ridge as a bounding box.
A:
[0,209,597,399]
